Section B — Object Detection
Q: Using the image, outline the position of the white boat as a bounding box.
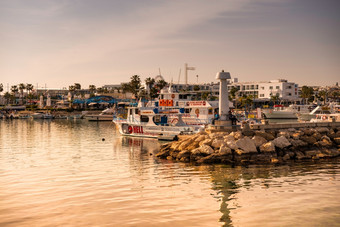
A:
[298,106,332,121]
[84,108,115,121]
[262,104,314,119]
[310,113,340,122]
[113,105,204,140]
[31,112,53,119]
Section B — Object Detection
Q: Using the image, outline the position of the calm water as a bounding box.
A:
[0,120,339,227]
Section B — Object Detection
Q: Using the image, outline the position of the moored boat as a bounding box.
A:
[113,105,204,140]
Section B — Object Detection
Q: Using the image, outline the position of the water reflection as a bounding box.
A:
[0,120,339,227]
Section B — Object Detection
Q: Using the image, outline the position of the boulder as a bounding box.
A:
[255,131,275,140]
[219,144,232,155]
[282,153,290,161]
[231,131,243,140]
[186,141,200,150]
[316,127,329,134]
[226,140,239,150]
[211,138,225,149]
[194,135,208,143]
[198,145,214,155]
[199,138,213,147]
[304,149,321,158]
[289,139,308,148]
[197,153,222,164]
[300,135,317,145]
[178,139,195,151]
[272,136,291,149]
[295,151,305,160]
[334,137,340,145]
[278,130,290,138]
[235,137,257,153]
[312,132,322,141]
[291,131,304,140]
[252,135,267,147]
[303,128,315,136]
[177,150,191,159]
[259,141,276,153]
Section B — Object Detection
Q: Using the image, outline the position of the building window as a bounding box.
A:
[260,94,264,97]
[276,86,280,89]
[256,85,259,89]
[251,85,254,90]
[261,86,264,90]
[269,86,273,89]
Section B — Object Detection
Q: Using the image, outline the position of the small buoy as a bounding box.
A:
[102,138,105,141]
[149,153,153,156]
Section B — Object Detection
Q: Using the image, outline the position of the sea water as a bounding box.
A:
[0,119,339,226]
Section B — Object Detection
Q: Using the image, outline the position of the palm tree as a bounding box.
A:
[0,83,3,94]
[89,85,96,97]
[19,83,26,104]
[145,77,155,99]
[155,79,168,90]
[4,92,11,105]
[300,86,314,104]
[318,90,327,105]
[26,84,34,105]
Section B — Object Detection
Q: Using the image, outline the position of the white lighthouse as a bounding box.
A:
[216,70,231,121]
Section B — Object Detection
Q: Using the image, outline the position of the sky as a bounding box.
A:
[0,0,339,90]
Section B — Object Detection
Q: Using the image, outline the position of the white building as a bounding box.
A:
[228,79,299,101]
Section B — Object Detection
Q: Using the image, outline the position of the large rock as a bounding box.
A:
[300,135,317,145]
[272,136,291,149]
[219,144,232,155]
[291,131,304,140]
[186,141,200,150]
[302,128,315,136]
[211,138,225,149]
[177,150,191,159]
[226,140,238,150]
[255,131,275,140]
[316,127,329,134]
[178,139,195,151]
[289,139,308,148]
[278,130,290,139]
[194,135,208,143]
[259,141,276,153]
[312,132,322,141]
[235,137,257,153]
[224,135,235,144]
[316,135,333,147]
[197,153,222,164]
[197,145,214,155]
[199,138,213,146]
[334,137,340,145]
[252,135,267,147]
[230,131,243,140]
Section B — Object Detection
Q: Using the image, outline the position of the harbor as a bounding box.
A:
[1,0,340,225]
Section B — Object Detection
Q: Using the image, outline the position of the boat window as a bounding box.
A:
[140,115,149,123]
[135,109,139,115]
[129,109,133,115]
[185,108,191,113]
[208,108,213,114]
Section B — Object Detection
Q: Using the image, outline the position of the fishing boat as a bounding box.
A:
[310,113,340,122]
[297,106,332,121]
[262,104,314,119]
[31,112,53,119]
[113,105,204,140]
[84,108,115,121]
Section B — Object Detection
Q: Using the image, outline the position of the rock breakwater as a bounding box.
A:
[156,126,340,165]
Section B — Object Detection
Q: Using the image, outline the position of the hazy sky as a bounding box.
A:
[1,0,339,90]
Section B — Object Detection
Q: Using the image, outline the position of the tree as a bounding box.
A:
[155,79,168,90]
[18,83,26,104]
[318,90,327,105]
[0,83,3,94]
[26,84,34,105]
[125,75,143,99]
[193,85,200,91]
[229,86,239,99]
[300,86,314,104]
[4,92,11,105]
[89,85,96,93]
[11,85,18,103]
